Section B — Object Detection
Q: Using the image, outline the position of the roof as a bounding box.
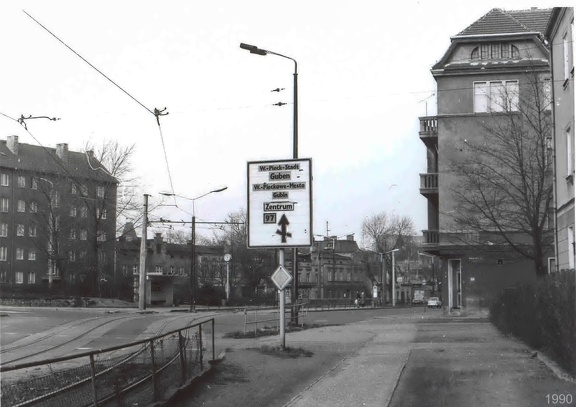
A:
[0,139,117,184]
[456,8,552,37]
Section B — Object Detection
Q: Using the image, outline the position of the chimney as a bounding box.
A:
[347,234,355,241]
[56,143,69,162]
[7,135,18,155]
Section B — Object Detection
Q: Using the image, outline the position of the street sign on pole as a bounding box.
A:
[247,158,312,248]
[271,265,293,291]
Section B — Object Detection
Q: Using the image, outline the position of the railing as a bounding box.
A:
[243,302,308,334]
[0,319,215,407]
[419,173,438,191]
[423,230,440,245]
[419,116,438,134]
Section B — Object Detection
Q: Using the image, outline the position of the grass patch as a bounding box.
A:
[222,323,339,339]
[257,345,314,358]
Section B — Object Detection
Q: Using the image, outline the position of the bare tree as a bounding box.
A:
[448,68,553,277]
[362,212,417,297]
[82,140,139,296]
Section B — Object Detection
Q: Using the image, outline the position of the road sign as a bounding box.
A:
[247,158,312,248]
[271,265,293,290]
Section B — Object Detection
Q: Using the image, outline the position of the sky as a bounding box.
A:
[0,0,565,247]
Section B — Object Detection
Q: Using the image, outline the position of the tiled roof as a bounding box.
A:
[457,8,552,36]
[0,139,117,183]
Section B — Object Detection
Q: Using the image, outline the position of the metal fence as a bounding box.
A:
[0,318,215,407]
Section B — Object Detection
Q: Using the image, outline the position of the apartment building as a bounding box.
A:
[419,8,554,312]
[546,7,575,271]
[286,235,379,301]
[0,136,117,297]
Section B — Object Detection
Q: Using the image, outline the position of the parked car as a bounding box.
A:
[427,297,442,308]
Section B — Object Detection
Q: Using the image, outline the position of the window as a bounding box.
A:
[28,249,36,261]
[81,206,87,218]
[31,177,38,189]
[68,251,76,262]
[16,224,24,236]
[70,207,77,217]
[15,271,24,284]
[29,223,36,237]
[71,183,77,195]
[80,184,88,196]
[0,173,9,186]
[30,201,37,213]
[16,248,24,260]
[97,208,107,219]
[133,265,139,275]
[0,271,6,283]
[0,223,7,237]
[70,229,77,240]
[170,266,175,275]
[179,266,185,275]
[568,226,575,270]
[27,272,35,284]
[98,252,107,264]
[96,186,105,198]
[471,43,520,60]
[564,33,570,82]
[17,176,26,188]
[567,127,574,178]
[80,230,87,240]
[122,265,128,276]
[79,250,87,259]
[543,78,552,111]
[17,200,26,212]
[51,191,59,208]
[1,198,8,212]
[156,265,163,273]
[474,80,519,113]
[97,231,106,242]
[0,247,7,261]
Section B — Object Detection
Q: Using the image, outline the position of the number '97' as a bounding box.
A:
[546,394,573,404]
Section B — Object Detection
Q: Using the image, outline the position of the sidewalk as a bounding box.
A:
[172,310,576,407]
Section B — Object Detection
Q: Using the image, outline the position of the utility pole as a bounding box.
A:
[138,194,149,311]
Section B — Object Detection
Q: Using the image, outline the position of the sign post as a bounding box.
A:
[271,261,293,348]
[247,158,312,248]
[248,158,312,348]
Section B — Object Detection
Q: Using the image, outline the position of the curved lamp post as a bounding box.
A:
[160,187,227,312]
[240,43,300,323]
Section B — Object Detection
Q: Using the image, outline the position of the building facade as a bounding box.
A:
[0,136,118,297]
[286,235,379,301]
[419,8,554,312]
[546,7,575,272]
[116,227,226,306]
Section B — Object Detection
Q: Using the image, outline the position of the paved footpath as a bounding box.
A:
[183,311,576,407]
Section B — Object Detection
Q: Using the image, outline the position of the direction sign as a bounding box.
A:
[271,265,293,290]
[247,158,312,248]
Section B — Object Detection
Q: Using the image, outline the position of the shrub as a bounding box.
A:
[490,271,576,375]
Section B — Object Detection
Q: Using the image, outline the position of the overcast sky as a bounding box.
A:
[0,0,564,246]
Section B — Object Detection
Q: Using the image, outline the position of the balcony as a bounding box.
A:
[423,230,439,245]
[419,116,438,147]
[419,173,438,197]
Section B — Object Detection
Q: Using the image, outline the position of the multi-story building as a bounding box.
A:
[546,7,575,271]
[419,8,554,312]
[116,226,226,305]
[0,136,118,297]
[286,235,379,301]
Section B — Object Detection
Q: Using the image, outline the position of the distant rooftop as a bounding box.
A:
[456,8,552,37]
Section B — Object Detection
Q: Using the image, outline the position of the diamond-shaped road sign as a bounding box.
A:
[271,265,292,291]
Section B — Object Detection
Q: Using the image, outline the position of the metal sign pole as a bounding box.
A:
[278,248,285,349]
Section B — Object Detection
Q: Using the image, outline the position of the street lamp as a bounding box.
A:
[385,249,400,307]
[240,42,300,322]
[160,187,227,312]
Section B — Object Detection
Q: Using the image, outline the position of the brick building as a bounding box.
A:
[0,136,118,297]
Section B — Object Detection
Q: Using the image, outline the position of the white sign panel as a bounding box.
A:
[271,265,293,290]
[247,158,313,248]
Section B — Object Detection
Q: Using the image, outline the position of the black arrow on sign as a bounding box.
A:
[276,214,292,243]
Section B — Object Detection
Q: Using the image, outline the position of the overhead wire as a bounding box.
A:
[23,10,176,198]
